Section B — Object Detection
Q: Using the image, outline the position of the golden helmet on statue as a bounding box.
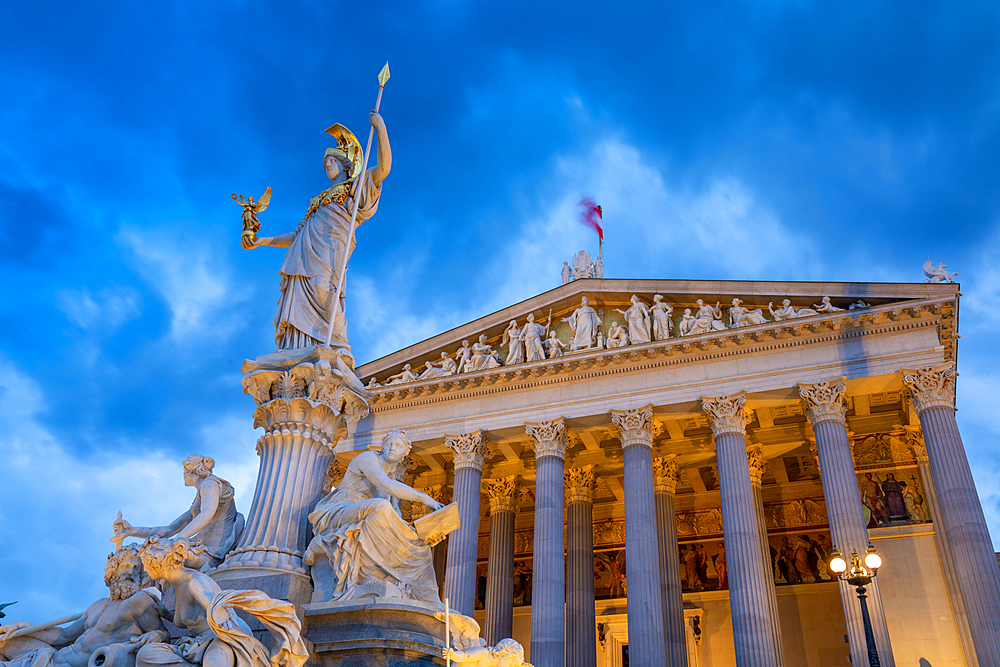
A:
[323,123,364,181]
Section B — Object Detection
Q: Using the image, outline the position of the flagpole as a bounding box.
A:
[324,62,390,349]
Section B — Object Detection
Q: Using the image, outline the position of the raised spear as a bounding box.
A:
[324,62,390,348]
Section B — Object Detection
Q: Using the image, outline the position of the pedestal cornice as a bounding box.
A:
[610,404,654,450]
[652,455,678,495]
[565,465,597,504]
[901,362,957,413]
[445,430,494,471]
[700,392,749,437]
[525,418,568,460]
[798,378,848,426]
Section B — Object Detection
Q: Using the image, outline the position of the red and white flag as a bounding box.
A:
[579,197,603,240]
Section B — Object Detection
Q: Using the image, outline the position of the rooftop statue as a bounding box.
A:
[419,352,458,380]
[728,298,768,328]
[304,429,449,604]
[562,297,602,351]
[471,335,502,371]
[385,364,418,386]
[113,456,243,571]
[650,295,674,341]
[239,114,391,363]
[521,313,549,363]
[682,299,726,336]
[768,299,818,321]
[605,321,629,348]
[615,295,651,344]
[454,340,473,374]
[813,296,844,313]
[544,331,567,358]
[136,538,308,667]
[923,259,957,283]
[0,545,168,667]
[501,321,525,366]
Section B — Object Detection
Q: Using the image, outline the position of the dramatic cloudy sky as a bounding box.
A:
[1,2,998,621]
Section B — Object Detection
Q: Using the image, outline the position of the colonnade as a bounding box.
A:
[433,362,998,667]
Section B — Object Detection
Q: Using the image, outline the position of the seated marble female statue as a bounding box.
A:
[135,538,307,667]
[304,429,446,605]
[114,456,244,570]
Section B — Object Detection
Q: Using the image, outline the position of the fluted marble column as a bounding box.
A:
[525,418,568,667]
[610,405,666,667]
[483,475,519,646]
[444,430,494,617]
[653,455,686,667]
[218,353,370,596]
[798,379,895,667]
[901,364,1000,664]
[746,445,784,667]
[566,465,598,667]
[701,393,779,667]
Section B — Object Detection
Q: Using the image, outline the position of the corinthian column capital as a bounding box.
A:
[610,404,655,449]
[746,444,766,486]
[797,378,848,426]
[445,430,494,471]
[652,454,679,495]
[700,392,749,437]
[901,363,957,413]
[565,465,597,504]
[525,417,567,460]
[484,475,519,514]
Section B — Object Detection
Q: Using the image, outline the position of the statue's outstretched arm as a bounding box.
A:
[357,454,441,509]
[177,479,221,539]
[369,112,391,188]
[247,231,296,250]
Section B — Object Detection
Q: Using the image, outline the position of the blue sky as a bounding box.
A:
[1,1,998,621]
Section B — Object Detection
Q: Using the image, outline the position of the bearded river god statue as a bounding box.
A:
[239,113,391,366]
[0,546,169,667]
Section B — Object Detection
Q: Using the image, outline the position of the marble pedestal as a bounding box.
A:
[305,599,451,667]
[214,346,370,603]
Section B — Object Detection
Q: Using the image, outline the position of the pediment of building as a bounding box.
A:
[357,278,958,407]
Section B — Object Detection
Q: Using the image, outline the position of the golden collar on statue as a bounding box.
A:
[302,180,354,220]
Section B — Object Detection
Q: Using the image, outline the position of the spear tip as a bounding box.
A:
[378,62,391,87]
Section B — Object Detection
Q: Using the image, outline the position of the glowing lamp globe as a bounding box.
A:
[864,550,882,571]
[829,552,848,574]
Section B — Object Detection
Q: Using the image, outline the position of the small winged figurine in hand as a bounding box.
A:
[232,186,271,244]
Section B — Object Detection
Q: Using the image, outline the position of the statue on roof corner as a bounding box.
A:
[923,259,957,284]
[238,114,391,365]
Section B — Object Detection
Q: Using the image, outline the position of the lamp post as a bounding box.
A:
[829,545,883,667]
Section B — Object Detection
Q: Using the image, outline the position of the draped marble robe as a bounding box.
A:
[273,171,381,357]
[305,454,440,605]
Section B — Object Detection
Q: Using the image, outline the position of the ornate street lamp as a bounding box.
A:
[829,545,883,667]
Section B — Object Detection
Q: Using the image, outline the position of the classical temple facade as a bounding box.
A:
[321,277,997,667]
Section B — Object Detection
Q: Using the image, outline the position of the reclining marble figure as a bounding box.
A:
[113,456,244,571]
[304,428,452,604]
[135,538,308,667]
[0,545,169,667]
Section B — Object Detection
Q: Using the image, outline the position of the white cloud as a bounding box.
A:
[475,135,820,314]
[117,223,245,343]
[55,285,142,331]
[0,358,261,622]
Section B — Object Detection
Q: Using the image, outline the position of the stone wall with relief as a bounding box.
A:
[852,432,932,529]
